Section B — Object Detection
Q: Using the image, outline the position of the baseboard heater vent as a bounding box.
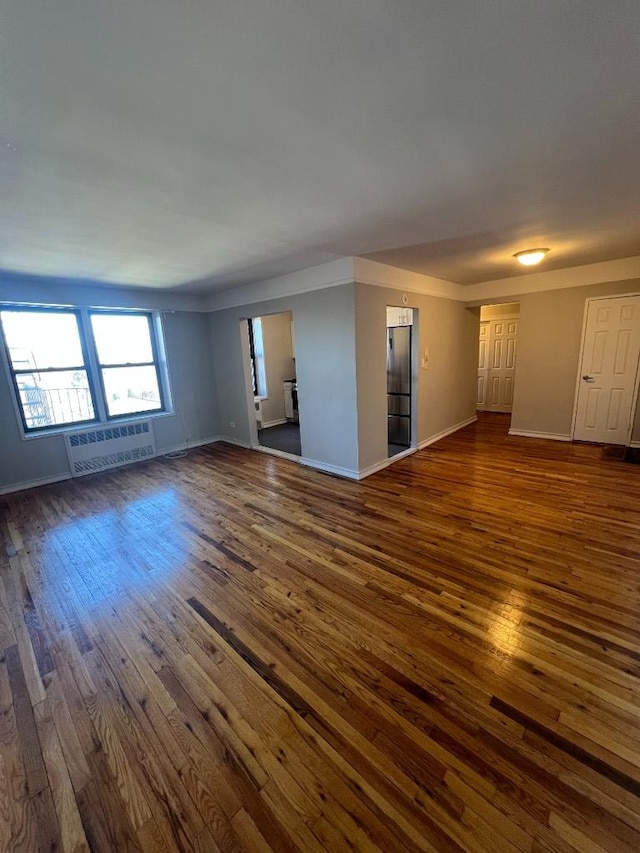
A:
[64,421,156,476]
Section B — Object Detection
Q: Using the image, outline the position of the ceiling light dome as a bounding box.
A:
[514,248,550,266]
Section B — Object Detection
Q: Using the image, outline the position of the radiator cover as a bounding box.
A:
[64,421,156,476]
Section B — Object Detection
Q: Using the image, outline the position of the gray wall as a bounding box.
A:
[153,311,218,449]
[209,283,359,473]
[258,311,294,425]
[0,310,217,491]
[355,282,479,471]
[510,278,640,438]
[0,272,205,312]
[0,367,70,489]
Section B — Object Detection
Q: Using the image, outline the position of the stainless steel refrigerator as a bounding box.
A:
[387,325,412,447]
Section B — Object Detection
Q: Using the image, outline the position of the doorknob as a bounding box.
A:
[582,375,595,382]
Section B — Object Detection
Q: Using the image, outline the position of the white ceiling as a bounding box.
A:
[1,0,638,291]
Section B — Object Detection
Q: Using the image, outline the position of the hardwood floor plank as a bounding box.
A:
[34,699,89,853]
[0,577,17,654]
[231,807,277,853]
[76,748,145,853]
[1,413,639,851]
[181,520,258,573]
[489,696,640,797]
[0,657,38,853]
[30,785,62,853]
[4,565,47,708]
[5,644,48,797]
[44,670,92,793]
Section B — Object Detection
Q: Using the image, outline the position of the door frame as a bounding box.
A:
[386,305,419,458]
[570,292,640,444]
[240,312,303,461]
[477,312,520,413]
[240,318,260,448]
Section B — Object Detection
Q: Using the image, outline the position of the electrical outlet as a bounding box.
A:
[229,421,236,428]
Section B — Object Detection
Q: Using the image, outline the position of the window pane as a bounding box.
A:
[16,371,95,429]
[252,318,267,397]
[91,314,153,365]
[101,366,161,417]
[0,311,85,370]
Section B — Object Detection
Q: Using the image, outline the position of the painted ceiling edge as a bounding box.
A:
[203,257,356,312]
[204,254,640,312]
[1,255,638,315]
[468,255,640,303]
[352,257,464,301]
[0,274,207,313]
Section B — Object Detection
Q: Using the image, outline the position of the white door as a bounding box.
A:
[477,321,489,407]
[478,317,518,412]
[574,295,640,444]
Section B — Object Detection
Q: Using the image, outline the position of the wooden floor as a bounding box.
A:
[1,413,639,852]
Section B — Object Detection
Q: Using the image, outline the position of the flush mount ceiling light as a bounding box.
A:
[513,248,550,266]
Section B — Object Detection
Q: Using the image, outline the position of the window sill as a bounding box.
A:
[21,409,174,441]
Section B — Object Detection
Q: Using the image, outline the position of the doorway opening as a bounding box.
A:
[387,306,416,459]
[245,311,301,458]
[477,303,520,422]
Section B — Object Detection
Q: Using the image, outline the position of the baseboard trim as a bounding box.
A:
[252,444,300,463]
[213,435,252,449]
[357,417,477,481]
[299,457,360,480]
[418,416,478,450]
[0,435,250,494]
[508,429,571,442]
[159,436,220,456]
[358,458,394,479]
[358,447,418,479]
[261,418,288,429]
[0,472,73,495]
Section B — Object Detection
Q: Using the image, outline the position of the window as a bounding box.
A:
[0,309,95,431]
[90,312,163,418]
[0,306,168,435]
[248,318,267,398]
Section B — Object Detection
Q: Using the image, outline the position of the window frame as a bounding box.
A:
[88,309,166,420]
[0,306,100,435]
[247,318,259,397]
[247,317,267,399]
[0,304,171,438]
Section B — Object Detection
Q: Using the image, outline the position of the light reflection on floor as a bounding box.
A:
[41,486,188,605]
[488,590,525,663]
